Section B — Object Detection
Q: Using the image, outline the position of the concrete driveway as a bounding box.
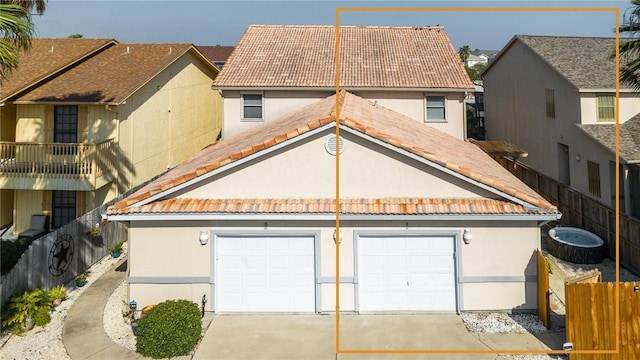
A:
[193,314,563,360]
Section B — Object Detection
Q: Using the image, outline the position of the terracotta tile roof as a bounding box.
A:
[501,36,623,90]
[578,113,640,162]
[196,45,235,63]
[108,198,557,216]
[110,91,555,214]
[15,43,205,104]
[0,38,117,101]
[213,25,473,89]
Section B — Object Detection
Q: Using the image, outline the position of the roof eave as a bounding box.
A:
[107,212,560,222]
[213,86,474,92]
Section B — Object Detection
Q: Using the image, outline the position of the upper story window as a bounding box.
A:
[587,160,601,198]
[545,89,555,119]
[54,105,78,143]
[597,95,615,122]
[425,96,446,122]
[242,94,263,120]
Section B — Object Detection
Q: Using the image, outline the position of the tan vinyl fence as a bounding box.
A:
[565,281,640,359]
[0,202,127,306]
[500,157,640,275]
[536,250,551,329]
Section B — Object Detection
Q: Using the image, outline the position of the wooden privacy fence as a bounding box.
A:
[536,250,551,329]
[565,281,640,359]
[0,203,127,306]
[500,157,640,275]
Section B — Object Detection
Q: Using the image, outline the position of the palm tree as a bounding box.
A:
[458,45,471,63]
[0,3,34,80]
[619,0,640,92]
[1,0,47,16]
[0,1,46,80]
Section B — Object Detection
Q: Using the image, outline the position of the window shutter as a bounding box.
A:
[78,106,88,142]
[76,191,86,216]
[42,191,52,216]
[44,106,54,142]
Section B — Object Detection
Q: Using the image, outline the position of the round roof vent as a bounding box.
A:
[325,135,344,156]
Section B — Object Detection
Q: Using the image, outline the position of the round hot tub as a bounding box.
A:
[547,227,605,264]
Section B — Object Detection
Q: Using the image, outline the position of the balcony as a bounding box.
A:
[0,139,116,191]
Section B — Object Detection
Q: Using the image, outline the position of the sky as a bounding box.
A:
[32,0,634,51]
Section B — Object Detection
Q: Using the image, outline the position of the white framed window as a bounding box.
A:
[425,95,446,122]
[241,93,264,121]
[596,94,615,122]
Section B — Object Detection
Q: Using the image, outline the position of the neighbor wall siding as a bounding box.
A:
[484,40,582,184]
[14,190,47,233]
[15,105,46,142]
[579,92,640,125]
[117,52,221,193]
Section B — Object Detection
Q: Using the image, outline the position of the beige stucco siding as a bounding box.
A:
[221,90,467,139]
[355,90,466,139]
[178,130,496,200]
[127,220,539,312]
[221,90,333,138]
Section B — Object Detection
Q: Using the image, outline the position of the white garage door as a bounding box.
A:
[216,235,316,312]
[357,235,456,311]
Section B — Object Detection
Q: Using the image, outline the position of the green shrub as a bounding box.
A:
[1,287,52,334]
[49,285,67,301]
[1,237,35,275]
[136,299,202,359]
[33,306,51,327]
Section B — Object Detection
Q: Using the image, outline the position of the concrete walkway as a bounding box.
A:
[62,257,145,360]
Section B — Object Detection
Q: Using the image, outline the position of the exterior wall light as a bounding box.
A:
[463,229,473,244]
[333,228,342,244]
[199,230,210,245]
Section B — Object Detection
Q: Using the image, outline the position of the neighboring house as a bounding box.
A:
[0,38,222,233]
[213,25,474,140]
[107,91,558,314]
[471,49,499,63]
[196,45,235,70]
[483,35,640,217]
[465,54,488,68]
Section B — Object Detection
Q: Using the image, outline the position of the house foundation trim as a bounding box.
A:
[128,276,211,284]
[460,275,536,283]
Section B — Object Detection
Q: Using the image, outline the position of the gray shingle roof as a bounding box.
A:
[516,35,623,90]
[578,114,640,162]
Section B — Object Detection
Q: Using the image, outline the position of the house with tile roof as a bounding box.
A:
[0,38,222,234]
[107,90,559,314]
[213,25,474,140]
[483,35,640,218]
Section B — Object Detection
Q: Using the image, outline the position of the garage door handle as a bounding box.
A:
[407,281,409,286]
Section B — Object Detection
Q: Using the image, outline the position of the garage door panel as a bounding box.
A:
[358,235,456,311]
[217,236,315,312]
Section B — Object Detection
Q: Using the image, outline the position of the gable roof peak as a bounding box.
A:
[110,91,554,212]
